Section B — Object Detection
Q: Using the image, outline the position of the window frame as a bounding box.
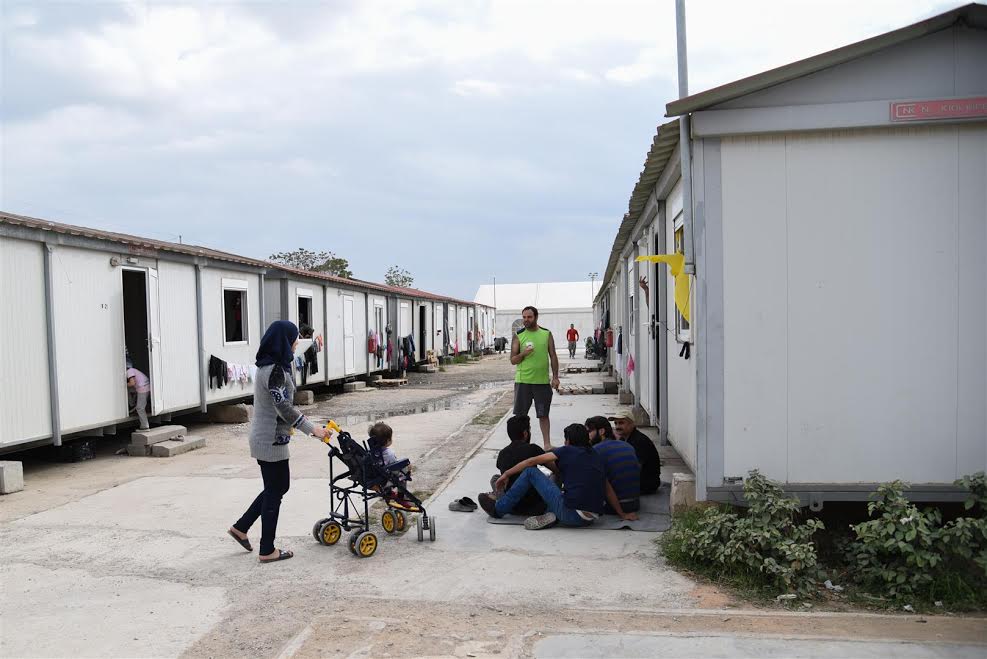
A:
[672,214,691,343]
[221,278,249,346]
[296,288,314,330]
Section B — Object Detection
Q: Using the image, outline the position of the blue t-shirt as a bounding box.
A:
[594,439,641,501]
[551,445,606,514]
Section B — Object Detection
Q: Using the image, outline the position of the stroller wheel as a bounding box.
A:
[429,516,437,542]
[312,518,331,542]
[355,531,378,558]
[394,510,407,532]
[381,510,397,534]
[348,531,361,556]
[416,515,424,542]
[319,521,342,546]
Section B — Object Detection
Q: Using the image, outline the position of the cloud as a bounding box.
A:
[0,0,955,298]
[452,79,506,97]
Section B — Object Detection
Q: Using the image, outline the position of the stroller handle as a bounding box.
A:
[321,419,342,444]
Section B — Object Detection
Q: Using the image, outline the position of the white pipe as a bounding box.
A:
[676,0,696,274]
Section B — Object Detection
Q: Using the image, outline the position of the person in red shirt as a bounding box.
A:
[565,324,580,358]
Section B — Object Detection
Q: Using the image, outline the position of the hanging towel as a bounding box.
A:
[208,355,229,389]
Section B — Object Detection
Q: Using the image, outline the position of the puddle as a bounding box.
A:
[330,399,472,426]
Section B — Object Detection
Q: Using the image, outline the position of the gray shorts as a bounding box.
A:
[514,383,553,419]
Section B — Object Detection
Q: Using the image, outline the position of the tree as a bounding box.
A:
[384,265,414,288]
[269,248,352,278]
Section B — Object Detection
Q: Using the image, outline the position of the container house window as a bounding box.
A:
[222,279,249,344]
[298,294,312,329]
[673,218,691,341]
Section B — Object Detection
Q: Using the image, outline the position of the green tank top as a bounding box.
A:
[515,327,551,384]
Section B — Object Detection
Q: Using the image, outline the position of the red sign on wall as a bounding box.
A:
[890,97,987,122]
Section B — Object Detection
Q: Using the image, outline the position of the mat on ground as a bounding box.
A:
[485,484,671,532]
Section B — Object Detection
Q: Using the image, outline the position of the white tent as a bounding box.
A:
[474,281,602,345]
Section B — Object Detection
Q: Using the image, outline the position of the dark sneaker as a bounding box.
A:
[524,512,557,530]
[478,492,502,518]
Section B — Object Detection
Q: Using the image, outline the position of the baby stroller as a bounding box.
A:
[312,425,435,558]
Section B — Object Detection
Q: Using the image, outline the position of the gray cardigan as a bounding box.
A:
[249,364,316,462]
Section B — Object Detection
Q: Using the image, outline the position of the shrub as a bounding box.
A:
[662,470,823,596]
[846,473,987,605]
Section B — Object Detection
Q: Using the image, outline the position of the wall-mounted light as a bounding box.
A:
[126,257,139,264]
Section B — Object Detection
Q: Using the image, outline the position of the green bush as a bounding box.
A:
[845,473,987,605]
[662,470,823,596]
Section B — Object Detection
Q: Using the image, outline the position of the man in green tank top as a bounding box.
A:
[511,305,560,449]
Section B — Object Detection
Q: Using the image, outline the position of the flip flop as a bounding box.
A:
[228,528,252,552]
[259,549,293,563]
[448,497,478,512]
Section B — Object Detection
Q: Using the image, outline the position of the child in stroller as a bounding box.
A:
[367,422,417,511]
[312,421,434,558]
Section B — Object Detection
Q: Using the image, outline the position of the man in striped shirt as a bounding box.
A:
[592,429,641,514]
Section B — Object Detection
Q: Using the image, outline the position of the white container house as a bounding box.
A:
[594,4,987,504]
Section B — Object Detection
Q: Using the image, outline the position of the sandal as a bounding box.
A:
[448,497,478,512]
[259,549,293,563]
[228,528,252,552]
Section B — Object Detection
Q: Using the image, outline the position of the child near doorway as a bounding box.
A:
[126,365,151,430]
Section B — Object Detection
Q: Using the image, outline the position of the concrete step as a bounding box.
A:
[0,461,24,494]
[130,425,186,446]
[342,381,367,392]
[602,379,618,394]
[417,365,438,374]
[208,403,252,424]
[294,390,315,405]
[373,378,407,388]
[367,374,383,383]
[151,437,206,458]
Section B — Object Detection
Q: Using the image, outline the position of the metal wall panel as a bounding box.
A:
[325,287,345,379]
[156,261,200,412]
[721,125,986,485]
[51,246,128,432]
[0,238,51,444]
[286,281,325,385]
[351,292,368,375]
[201,268,261,403]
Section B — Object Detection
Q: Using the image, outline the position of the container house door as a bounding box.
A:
[343,295,355,375]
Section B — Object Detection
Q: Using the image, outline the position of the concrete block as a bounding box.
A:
[342,382,367,392]
[151,437,206,457]
[208,404,252,424]
[368,374,383,383]
[618,391,634,405]
[591,385,605,395]
[602,379,618,394]
[670,473,697,515]
[0,461,24,494]
[294,390,315,405]
[127,445,150,457]
[130,425,186,447]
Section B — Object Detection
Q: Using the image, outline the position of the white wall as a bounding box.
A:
[156,261,200,412]
[0,238,51,445]
[51,246,129,432]
[325,286,345,380]
[201,268,262,403]
[664,178,697,470]
[720,125,987,484]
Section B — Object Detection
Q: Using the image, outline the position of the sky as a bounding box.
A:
[0,0,956,299]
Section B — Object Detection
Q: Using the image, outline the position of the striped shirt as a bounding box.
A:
[593,439,640,502]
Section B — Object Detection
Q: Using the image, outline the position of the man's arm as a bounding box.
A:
[605,481,638,520]
[547,332,560,390]
[509,335,525,365]
[495,452,557,490]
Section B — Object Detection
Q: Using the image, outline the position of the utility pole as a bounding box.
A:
[492,275,497,337]
[676,0,695,274]
[588,272,598,306]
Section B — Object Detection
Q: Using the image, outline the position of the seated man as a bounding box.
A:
[479,424,637,530]
[590,419,641,514]
[608,408,662,494]
[495,415,548,516]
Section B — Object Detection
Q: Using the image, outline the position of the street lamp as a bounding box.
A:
[588,272,598,306]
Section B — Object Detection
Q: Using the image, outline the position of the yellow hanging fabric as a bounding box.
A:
[636,254,690,323]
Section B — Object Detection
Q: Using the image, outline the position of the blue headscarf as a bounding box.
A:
[256,320,299,371]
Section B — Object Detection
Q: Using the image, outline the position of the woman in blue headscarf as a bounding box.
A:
[228,320,328,563]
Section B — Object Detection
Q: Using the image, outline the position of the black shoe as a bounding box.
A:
[478,492,502,518]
